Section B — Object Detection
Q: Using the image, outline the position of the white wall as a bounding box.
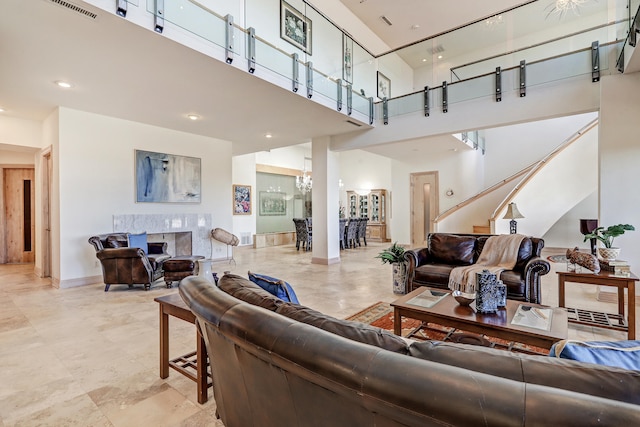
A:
[56,108,232,286]
[0,149,36,163]
[232,153,257,246]
[543,191,598,249]
[337,149,392,212]
[599,73,640,270]
[483,112,598,186]
[0,116,42,149]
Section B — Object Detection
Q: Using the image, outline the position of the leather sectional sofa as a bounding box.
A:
[404,233,550,304]
[179,274,640,426]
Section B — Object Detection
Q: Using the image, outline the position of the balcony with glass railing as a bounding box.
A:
[113,0,640,127]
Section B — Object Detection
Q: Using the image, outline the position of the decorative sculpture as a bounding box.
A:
[566,246,600,273]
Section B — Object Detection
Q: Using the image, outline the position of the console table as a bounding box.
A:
[154,293,212,403]
[557,270,638,339]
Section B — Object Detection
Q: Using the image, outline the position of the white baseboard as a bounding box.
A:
[57,275,102,289]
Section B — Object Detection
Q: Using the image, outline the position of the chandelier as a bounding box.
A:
[546,0,589,18]
[296,157,312,194]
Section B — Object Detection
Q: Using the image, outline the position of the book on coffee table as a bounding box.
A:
[511,305,553,331]
[406,289,448,309]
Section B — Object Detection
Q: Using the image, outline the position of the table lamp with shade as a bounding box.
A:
[503,203,524,234]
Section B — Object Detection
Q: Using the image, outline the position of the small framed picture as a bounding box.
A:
[343,34,353,84]
[280,0,312,55]
[233,184,252,215]
[377,71,391,99]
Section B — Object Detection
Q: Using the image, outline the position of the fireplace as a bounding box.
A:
[113,213,212,257]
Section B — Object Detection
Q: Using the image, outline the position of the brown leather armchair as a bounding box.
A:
[88,233,171,291]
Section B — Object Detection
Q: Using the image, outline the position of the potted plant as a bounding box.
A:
[583,223,635,261]
[376,242,407,294]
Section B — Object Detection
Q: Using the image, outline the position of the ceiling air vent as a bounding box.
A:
[429,45,445,55]
[346,120,363,127]
[48,0,98,20]
[380,15,393,26]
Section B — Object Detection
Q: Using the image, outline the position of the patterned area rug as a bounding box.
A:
[347,301,548,355]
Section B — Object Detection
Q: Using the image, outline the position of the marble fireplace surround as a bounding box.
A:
[113,213,213,258]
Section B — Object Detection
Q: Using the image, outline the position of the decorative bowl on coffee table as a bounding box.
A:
[452,290,476,306]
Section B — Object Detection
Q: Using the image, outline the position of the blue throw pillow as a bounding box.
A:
[550,339,640,371]
[247,271,300,304]
[127,232,148,254]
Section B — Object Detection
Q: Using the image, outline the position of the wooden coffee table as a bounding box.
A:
[391,287,568,350]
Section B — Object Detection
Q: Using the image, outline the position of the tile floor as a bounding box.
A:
[0,243,631,426]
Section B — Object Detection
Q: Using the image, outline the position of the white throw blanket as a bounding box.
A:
[448,234,526,293]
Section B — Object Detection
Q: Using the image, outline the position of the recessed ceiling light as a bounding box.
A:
[55,80,73,88]
[437,55,443,59]
[265,133,273,139]
[0,107,4,113]
[187,114,200,121]
[422,58,427,62]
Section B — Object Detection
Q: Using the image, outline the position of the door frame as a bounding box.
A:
[41,148,52,277]
[410,171,439,247]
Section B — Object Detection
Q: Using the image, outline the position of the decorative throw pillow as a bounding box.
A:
[127,232,148,254]
[550,339,640,371]
[247,271,300,304]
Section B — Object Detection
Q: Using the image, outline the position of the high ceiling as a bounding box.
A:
[338,0,530,50]
[0,0,607,158]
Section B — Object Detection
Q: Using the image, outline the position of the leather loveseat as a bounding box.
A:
[88,233,171,291]
[404,233,550,304]
[179,274,640,426]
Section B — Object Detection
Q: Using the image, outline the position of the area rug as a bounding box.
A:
[347,301,548,355]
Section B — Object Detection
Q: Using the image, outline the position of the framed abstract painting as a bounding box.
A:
[135,150,201,203]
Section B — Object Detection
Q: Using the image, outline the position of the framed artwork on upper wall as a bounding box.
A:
[233,184,252,215]
[280,0,312,55]
[377,71,391,100]
[343,34,353,84]
[135,149,201,203]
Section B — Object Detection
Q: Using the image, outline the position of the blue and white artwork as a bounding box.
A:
[135,150,201,203]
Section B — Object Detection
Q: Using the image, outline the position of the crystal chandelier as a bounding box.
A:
[546,0,588,18]
[296,157,312,194]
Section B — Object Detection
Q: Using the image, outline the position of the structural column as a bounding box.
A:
[311,136,341,265]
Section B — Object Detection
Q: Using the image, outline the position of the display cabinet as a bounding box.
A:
[345,189,388,242]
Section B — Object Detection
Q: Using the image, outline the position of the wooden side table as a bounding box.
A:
[154,293,212,404]
[557,270,638,339]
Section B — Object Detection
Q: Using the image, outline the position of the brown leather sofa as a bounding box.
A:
[88,233,171,291]
[179,274,640,426]
[404,233,550,304]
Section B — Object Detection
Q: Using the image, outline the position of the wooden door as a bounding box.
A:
[410,172,439,248]
[3,168,35,263]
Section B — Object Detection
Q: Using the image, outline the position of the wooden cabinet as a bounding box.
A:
[346,189,389,242]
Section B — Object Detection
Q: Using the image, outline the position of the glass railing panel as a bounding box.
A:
[352,42,376,99]
[448,74,494,104]
[254,36,295,81]
[148,0,227,50]
[385,93,423,117]
[302,5,342,82]
[126,0,139,6]
[519,48,591,89]
[451,25,615,81]
[245,0,312,65]
[184,0,241,19]
[351,90,370,117]
[312,69,339,103]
